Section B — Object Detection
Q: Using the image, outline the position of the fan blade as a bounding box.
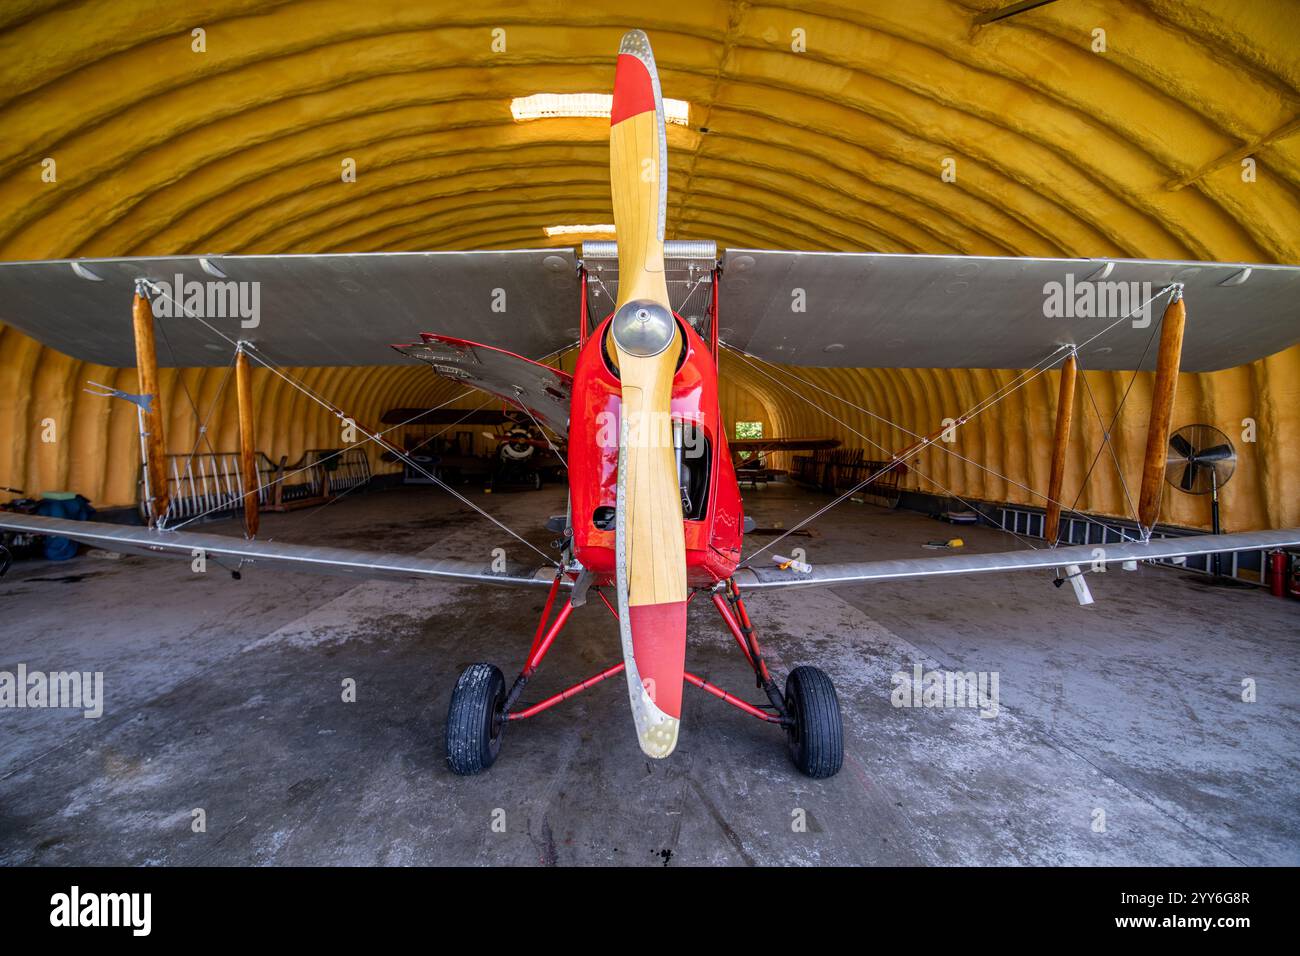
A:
[608,29,687,760]
[1180,462,1197,492]
[1193,443,1234,463]
[1169,432,1194,459]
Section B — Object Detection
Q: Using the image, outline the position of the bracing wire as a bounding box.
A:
[139,280,565,565]
[726,283,1177,564]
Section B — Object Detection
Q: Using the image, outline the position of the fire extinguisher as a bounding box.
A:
[1270,550,1300,599]
[1269,551,1286,597]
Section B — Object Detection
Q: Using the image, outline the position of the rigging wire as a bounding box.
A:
[176,354,237,479]
[135,270,1175,572]
[725,284,1177,563]
[726,344,1139,554]
[1066,318,1166,542]
[727,346,1133,557]
[169,384,481,530]
[1072,351,1145,531]
[139,280,563,565]
[296,396,499,523]
[725,347,1044,560]
[516,402,569,471]
[152,314,221,460]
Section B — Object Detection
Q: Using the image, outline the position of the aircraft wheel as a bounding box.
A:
[446,663,506,775]
[783,666,843,779]
[531,471,543,491]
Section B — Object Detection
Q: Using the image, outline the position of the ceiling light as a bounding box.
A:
[512,93,690,126]
[545,224,616,237]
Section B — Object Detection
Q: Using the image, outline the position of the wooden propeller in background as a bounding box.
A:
[607,30,688,758]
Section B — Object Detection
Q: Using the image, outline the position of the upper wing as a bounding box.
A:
[718,250,1300,372]
[733,528,1300,590]
[391,334,572,438]
[5,247,1297,373]
[0,513,563,589]
[0,250,579,367]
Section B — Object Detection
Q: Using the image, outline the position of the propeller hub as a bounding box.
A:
[611,299,675,357]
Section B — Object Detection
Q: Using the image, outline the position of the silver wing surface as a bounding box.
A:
[719,250,1300,372]
[2,248,1296,373]
[391,334,572,438]
[0,250,579,367]
[4,517,1294,596]
[0,513,563,589]
[733,528,1300,590]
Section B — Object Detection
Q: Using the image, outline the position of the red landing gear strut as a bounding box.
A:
[444,574,844,778]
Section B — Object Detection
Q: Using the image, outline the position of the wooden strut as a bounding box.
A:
[131,288,169,525]
[1137,291,1187,532]
[235,345,260,538]
[1044,353,1078,545]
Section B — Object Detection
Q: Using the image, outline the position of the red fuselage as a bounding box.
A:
[567,313,744,588]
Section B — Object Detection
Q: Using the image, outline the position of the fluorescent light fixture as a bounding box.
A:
[544,224,616,237]
[512,93,690,126]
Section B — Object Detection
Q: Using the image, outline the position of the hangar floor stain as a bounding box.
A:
[1,482,1296,865]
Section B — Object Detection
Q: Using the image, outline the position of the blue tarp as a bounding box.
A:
[34,495,95,560]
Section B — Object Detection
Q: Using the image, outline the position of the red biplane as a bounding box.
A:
[2,30,1299,778]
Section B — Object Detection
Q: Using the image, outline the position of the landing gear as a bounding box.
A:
[445,574,579,776]
[445,663,506,775]
[712,580,844,779]
[783,666,844,779]
[442,575,845,779]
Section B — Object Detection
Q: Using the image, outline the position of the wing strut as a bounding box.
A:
[1044,352,1078,545]
[131,280,170,525]
[128,278,558,567]
[234,343,260,538]
[1137,288,1187,532]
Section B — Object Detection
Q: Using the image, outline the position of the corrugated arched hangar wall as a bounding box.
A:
[0,1,1296,530]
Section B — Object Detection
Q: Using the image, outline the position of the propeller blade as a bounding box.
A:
[1180,462,1197,492]
[608,29,687,759]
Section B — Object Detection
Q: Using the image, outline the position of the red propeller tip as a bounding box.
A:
[628,600,687,719]
[611,54,655,125]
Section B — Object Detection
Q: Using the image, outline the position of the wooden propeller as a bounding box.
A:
[607,30,688,759]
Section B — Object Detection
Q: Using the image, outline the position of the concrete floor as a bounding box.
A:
[1,481,1296,866]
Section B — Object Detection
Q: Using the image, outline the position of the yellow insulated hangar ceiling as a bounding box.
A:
[0,1,1297,531]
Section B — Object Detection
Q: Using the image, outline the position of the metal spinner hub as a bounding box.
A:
[610,299,674,357]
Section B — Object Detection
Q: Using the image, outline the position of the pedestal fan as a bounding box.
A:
[1164,423,1238,580]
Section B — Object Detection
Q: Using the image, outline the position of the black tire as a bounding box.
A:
[531,471,543,491]
[446,663,506,775]
[784,666,844,778]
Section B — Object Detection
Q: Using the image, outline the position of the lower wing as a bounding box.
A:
[0,513,563,589]
[6,514,1294,596]
[734,528,1300,589]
